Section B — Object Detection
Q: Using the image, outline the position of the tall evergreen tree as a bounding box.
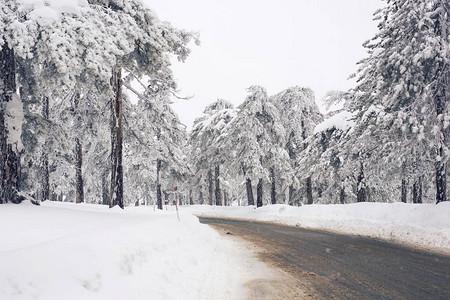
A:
[349,0,449,203]
[271,87,322,205]
[224,86,286,207]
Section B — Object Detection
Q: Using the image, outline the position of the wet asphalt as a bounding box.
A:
[199,217,450,300]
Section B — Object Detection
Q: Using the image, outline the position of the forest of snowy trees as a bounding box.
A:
[0,0,448,207]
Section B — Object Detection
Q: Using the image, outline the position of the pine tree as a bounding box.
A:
[1,0,196,206]
[349,0,449,203]
[271,87,322,205]
[189,99,237,205]
[224,86,286,207]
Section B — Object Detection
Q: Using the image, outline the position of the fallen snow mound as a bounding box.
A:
[0,201,269,300]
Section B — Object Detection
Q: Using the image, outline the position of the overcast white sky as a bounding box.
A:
[144,0,384,129]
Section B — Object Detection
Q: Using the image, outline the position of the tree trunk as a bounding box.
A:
[0,41,22,204]
[102,169,109,205]
[435,157,446,204]
[41,152,49,201]
[412,176,423,204]
[177,192,182,205]
[270,168,276,204]
[306,176,313,205]
[435,74,447,203]
[199,186,204,205]
[401,178,407,203]
[288,185,295,205]
[256,178,263,208]
[302,118,313,205]
[189,189,194,205]
[414,176,423,204]
[246,178,254,206]
[434,3,448,204]
[75,137,84,203]
[156,159,162,210]
[340,184,345,204]
[223,190,227,206]
[207,169,213,205]
[41,96,49,202]
[164,191,169,206]
[357,161,367,203]
[110,67,124,209]
[215,165,221,206]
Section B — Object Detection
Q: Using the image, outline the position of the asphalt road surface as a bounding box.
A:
[199,217,450,300]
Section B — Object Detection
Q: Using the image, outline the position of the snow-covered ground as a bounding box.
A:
[2,201,449,299]
[0,201,275,300]
[189,202,450,254]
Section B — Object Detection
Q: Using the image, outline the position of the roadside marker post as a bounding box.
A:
[173,184,180,222]
[175,199,180,221]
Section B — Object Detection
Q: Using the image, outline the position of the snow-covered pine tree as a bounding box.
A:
[1,0,196,206]
[1,0,121,203]
[189,99,237,206]
[271,86,323,205]
[87,0,197,208]
[123,84,189,208]
[223,86,286,207]
[299,91,357,204]
[349,0,449,203]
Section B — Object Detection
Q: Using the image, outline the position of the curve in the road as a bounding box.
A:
[199,217,450,300]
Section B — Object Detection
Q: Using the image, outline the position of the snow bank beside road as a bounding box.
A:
[0,201,270,300]
[189,202,450,253]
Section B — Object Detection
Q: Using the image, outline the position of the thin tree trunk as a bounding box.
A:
[72,90,84,204]
[246,178,254,206]
[215,165,221,206]
[164,191,169,206]
[0,41,21,204]
[41,153,49,201]
[306,177,313,205]
[417,176,423,204]
[436,90,447,203]
[102,169,109,205]
[357,161,367,203]
[401,178,407,203]
[257,178,263,208]
[288,185,295,205]
[177,191,182,205]
[340,184,345,204]
[412,176,423,204]
[435,5,448,204]
[207,169,213,205]
[41,96,49,202]
[435,156,446,204]
[271,168,276,204]
[189,189,194,205]
[199,186,204,205]
[75,137,84,203]
[110,67,124,209]
[156,159,162,210]
[302,119,313,205]
[223,190,227,206]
